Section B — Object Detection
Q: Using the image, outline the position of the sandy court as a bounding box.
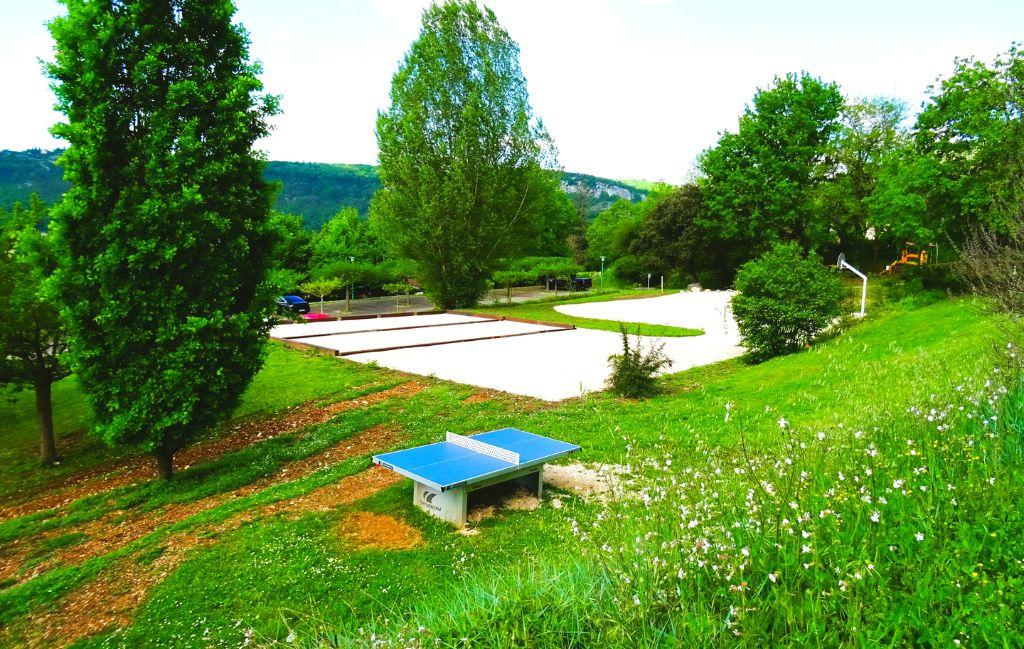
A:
[287,318,564,355]
[555,290,740,340]
[270,292,742,400]
[270,312,485,339]
[340,292,743,400]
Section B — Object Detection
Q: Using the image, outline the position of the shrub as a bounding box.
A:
[608,255,643,285]
[732,243,842,361]
[606,325,673,398]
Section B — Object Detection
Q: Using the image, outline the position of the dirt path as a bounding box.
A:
[0,382,425,523]
[0,424,406,588]
[20,465,404,648]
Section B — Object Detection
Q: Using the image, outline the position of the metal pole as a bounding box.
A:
[660,275,664,292]
[647,273,651,290]
[347,256,355,312]
[839,258,868,317]
[600,256,605,290]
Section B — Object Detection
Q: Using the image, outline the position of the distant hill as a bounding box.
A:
[0,149,649,227]
[264,161,380,229]
[0,149,68,208]
[560,172,648,218]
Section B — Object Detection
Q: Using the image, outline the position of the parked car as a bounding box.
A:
[276,295,310,315]
[544,276,592,291]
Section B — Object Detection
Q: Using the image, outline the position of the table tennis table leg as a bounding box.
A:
[414,481,467,527]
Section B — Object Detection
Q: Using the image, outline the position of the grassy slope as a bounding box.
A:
[0,345,390,506]
[0,297,1002,646]
[468,289,704,337]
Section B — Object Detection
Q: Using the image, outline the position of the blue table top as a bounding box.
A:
[373,428,579,491]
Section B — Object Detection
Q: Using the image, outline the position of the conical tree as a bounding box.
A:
[47,0,279,479]
[372,0,559,308]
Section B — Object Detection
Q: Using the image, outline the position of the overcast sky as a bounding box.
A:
[2,0,1021,183]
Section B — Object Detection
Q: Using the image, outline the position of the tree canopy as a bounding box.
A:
[372,0,559,308]
[0,195,69,464]
[48,0,279,479]
[699,73,844,264]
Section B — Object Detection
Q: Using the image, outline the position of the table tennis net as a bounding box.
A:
[445,432,520,465]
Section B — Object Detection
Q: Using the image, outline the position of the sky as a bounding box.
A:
[1,0,1021,183]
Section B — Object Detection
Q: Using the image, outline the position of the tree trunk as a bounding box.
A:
[35,378,57,464]
[155,447,174,480]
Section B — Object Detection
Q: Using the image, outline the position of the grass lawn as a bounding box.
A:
[468,288,704,336]
[0,295,1015,647]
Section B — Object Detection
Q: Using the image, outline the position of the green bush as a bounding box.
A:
[608,255,643,285]
[732,243,843,361]
[606,325,673,398]
[903,263,968,293]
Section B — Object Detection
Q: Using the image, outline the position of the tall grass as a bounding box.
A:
[311,349,1024,647]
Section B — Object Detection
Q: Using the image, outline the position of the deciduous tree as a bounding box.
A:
[372,0,558,308]
[0,196,69,464]
[698,73,844,268]
[48,0,278,479]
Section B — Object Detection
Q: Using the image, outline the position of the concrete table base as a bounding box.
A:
[413,467,544,527]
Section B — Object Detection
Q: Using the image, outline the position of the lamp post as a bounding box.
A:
[600,256,605,290]
[346,256,355,312]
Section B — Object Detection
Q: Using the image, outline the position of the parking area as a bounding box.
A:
[270,292,744,401]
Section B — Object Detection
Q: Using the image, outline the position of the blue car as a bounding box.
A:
[276,295,310,315]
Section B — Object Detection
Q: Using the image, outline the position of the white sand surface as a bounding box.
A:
[344,291,743,400]
[290,319,562,356]
[554,290,739,340]
[270,313,486,339]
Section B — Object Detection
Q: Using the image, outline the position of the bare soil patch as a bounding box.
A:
[543,462,625,499]
[3,426,405,588]
[337,512,423,550]
[13,466,404,648]
[0,382,423,523]
[466,484,540,525]
[21,532,209,648]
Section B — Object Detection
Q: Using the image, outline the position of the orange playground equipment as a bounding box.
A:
[885,242,930,274]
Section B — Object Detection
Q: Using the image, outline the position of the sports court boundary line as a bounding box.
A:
[276,317,498,340]
[447,311,575,331]
[329,325,573,357]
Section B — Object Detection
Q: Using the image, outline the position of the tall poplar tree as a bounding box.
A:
[372,0,558,308]
[47,0,279,479]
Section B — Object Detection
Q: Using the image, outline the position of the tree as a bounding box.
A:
[585,200,641,268]
[310,207,381,273]
[698,73,844,269]
[731,243,843,361]
[906,45,1024,239]
[298,278,342,313]
[0,196,70,464]
[523,181,577,258]
[821,97,908,256]
[48,0,279,479]
[267,212,312,274]
[372,0,558,308]
[629,184,723,286]
[311,259,373,312]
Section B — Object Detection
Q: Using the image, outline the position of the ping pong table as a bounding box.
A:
[373,428,580,526]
